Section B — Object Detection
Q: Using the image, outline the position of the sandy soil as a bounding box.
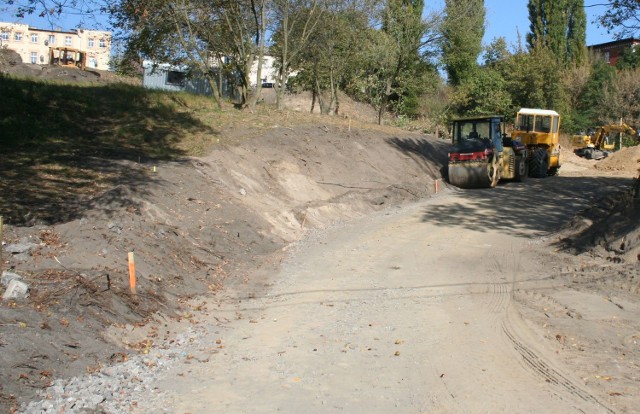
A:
[152,177,639,413]
[0,107,448,411]
[1,49,640,412]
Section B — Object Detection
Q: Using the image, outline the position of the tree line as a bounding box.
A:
[6,0,640,132]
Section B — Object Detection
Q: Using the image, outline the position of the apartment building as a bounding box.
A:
[0,22,111,71]
[588,37,640,66]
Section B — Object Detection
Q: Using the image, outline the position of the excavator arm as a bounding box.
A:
[591,124,638,150]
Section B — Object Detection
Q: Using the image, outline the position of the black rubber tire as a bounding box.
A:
[514,156,528,182]
[529,148,549,178]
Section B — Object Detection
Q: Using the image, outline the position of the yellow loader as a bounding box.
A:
[511,108,562,177]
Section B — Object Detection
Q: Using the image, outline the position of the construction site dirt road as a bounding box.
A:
[2,102,640,412]
[144,168,640,414]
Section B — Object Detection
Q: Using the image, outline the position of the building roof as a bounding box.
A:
[588,37,640,49]
[28,27,77,35]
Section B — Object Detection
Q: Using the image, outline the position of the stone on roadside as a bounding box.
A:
[4,242,38,254]
[2,278,29,300]
[1,271,23,286]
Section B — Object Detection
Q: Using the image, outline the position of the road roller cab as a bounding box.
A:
[447,115,528,189]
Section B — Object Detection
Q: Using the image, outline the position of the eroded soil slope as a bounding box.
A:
[0,119,448,410]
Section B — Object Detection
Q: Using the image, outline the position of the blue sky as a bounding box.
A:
[425,0,614,47]
[1,1,616,47]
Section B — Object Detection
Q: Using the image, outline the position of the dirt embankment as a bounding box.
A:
[0,114,448,410]
[556,148,640,263]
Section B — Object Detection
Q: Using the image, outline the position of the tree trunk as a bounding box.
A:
[204,72,222,110]
[315,78,327,114]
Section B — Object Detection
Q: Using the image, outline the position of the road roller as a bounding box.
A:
[447,115,528,189]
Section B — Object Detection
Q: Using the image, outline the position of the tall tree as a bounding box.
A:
[503,44,566,111]
[441,0,485,86]
[527,0,586,66]
[293,8,370,115]
[269,0,326,110]
[566,0,586,65]
[576,56,617,125]
[361,0,441,124]
[602,68,640,137]
[110,0,270,110]
[218,0,268,110]
[596,0,640,39]
[110,0,225,107]
[483,37,510,67]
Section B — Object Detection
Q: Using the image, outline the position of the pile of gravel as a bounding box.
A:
[20,328,203,413]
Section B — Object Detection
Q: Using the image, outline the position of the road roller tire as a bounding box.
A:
[448,158,497,189]
[529,148,549,178]
[514,156,528,182]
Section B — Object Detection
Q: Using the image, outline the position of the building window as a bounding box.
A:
[99,38,106,48]
[30,52,37,64]
[65,36,72,46]
[604,51,610,63]
[31,33,38,43]
[88,38,94,48]
[166,71,186,86]
[48,35,55,45]
[1,31,9,42]
[14,32,23,41]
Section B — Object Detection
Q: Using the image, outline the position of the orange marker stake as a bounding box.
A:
[435,179,439,193]
[128,252,137,295]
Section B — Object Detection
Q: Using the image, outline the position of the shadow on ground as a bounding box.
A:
[421,175,636,238]
[386,136,449,178]
[0,76,216,226]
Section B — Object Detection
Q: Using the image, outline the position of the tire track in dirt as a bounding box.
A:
[502,312,614,413]
[145,176,637,412]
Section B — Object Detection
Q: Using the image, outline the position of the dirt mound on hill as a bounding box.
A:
[595,145,640,174]
[0,48,22,66]
[555,181,640,261]
[0,48,139,84]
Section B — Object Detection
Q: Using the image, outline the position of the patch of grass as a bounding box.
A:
[0,74,224,225]
[0,73,386,226]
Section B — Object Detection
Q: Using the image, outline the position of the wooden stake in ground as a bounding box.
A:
[128,252,137,295]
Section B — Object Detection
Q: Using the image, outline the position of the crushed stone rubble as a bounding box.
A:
[19,328,206,413]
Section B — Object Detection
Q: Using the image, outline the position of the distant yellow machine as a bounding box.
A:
[573,124,638,160]
[48,47,87,70]
[511,108,562,177]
